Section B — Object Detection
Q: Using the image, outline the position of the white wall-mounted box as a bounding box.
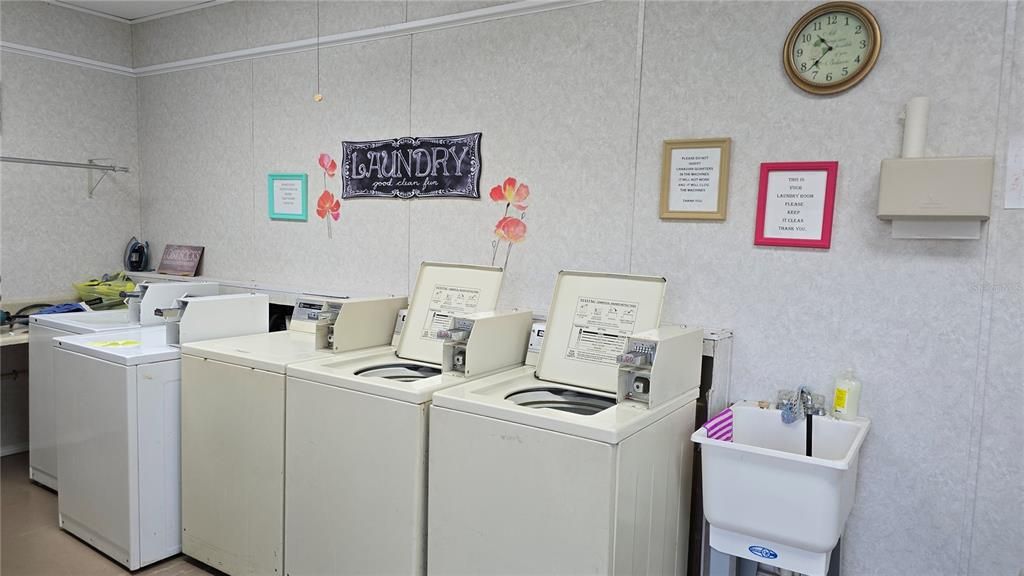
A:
[877,156,993,220]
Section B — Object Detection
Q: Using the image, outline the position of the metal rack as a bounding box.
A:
[0,155,130,197]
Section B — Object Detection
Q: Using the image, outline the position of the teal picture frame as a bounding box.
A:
[268,173,308,221]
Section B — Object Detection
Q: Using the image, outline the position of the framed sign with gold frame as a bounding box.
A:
[660,138,731,220]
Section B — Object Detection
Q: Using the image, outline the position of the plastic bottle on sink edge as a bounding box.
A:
[832,369,862,420]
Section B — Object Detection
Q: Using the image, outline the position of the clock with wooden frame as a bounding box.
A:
[784,2,881,95]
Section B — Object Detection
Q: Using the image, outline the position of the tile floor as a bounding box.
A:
[1,452,215,576]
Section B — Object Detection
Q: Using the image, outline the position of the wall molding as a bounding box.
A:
[3,0,602,78]
[0,41,135,77]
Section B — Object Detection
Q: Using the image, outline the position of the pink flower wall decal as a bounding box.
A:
[494,216,527,243]
[317,152,342,238]
[489,176,529,211]
[319,153,337,178]
[489,176,532,269]
[317,190,341,221]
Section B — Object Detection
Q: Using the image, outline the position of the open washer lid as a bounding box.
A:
[534,271,666,394]
[395,262,504,364]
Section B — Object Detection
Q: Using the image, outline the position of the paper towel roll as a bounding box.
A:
[902,97,929,158]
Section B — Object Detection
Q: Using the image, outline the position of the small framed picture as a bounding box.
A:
[660,138,731,220]
[268,173,308,221]
[755,162,838,249]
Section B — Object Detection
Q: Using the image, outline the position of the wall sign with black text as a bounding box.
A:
[342,133,482,200]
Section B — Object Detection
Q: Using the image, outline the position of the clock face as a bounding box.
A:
[784,2,880,94]
[792,11,872,85]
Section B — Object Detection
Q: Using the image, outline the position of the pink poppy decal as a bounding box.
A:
[319,154,337,178]
[489,177,529,211]
[317,190,341,221]
[489,176,532,268]
[317,152,342,238]
[494,216,527,243]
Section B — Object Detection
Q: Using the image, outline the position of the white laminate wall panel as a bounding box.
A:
[250,39,411,296]
[137,62,254,282]
[408,1,641,311]
[1,55,140,301]
[248,0,407,48]
[0,1,132,67]
[130,2,251,68]
[631,2,1004,574]
[969,215,1024,576]
[969,3,1024,573]
[131,0,408,68]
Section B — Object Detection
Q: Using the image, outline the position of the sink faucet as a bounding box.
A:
[778,386,827,424]
[778,386,829,457]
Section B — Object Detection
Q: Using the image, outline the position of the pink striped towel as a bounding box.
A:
[704,408,733,442]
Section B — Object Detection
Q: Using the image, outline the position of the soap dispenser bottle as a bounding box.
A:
[833,369,862,420]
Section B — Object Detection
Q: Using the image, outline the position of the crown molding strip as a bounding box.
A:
[135,0,602,76]
[0,41,135,77]
[2,0,602,78]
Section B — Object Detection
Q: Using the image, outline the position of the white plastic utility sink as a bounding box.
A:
[692,401,870,576]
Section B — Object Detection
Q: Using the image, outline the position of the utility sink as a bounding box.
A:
[692,401,870,576]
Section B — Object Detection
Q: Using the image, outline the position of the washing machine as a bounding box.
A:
[427,271,704,576]
[28,281,218,490]
[284,262,518,576]
[178,294,407,576]
[52,293,267,570]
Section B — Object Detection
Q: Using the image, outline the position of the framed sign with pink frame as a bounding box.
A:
[754,161,838,249]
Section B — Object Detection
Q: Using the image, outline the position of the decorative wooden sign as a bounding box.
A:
[341,133,482,199]
[157,244,204,276]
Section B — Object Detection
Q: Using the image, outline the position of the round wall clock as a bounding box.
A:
[783,2,881,95]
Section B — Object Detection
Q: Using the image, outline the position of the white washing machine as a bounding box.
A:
[52,294,267,570]
[177,295,406,576]
[284,262,515,576]
[54,326,181,569]
[427,271,704,576]
[28,281,218,490]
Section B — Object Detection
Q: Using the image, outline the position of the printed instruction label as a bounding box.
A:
[565,297,638,365]
[421,285,481,340]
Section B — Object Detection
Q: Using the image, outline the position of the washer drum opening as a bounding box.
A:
[355,363,442,382]
[505,387,615,416]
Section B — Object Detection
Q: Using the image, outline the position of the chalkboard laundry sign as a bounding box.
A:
[341,133,481,199]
